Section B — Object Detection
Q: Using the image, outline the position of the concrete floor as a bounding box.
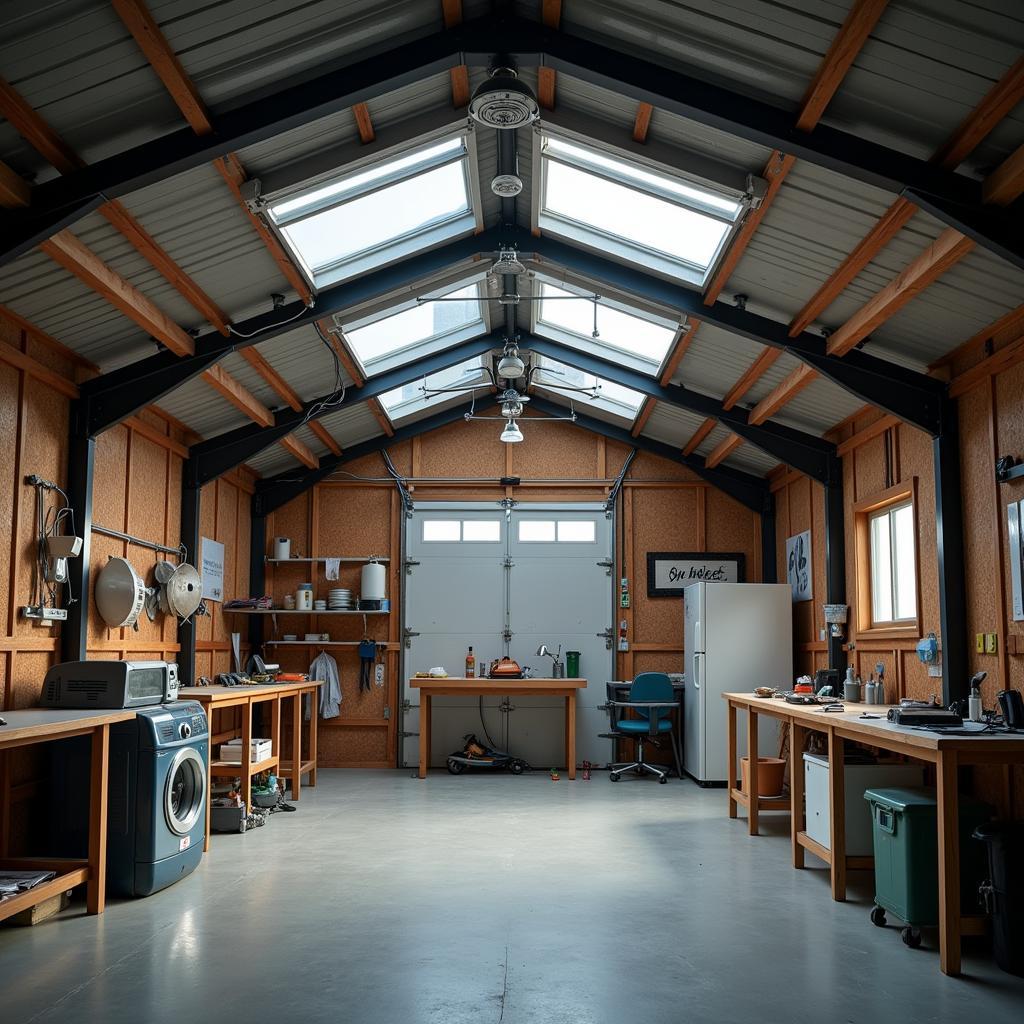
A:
[2,770,1023,1024]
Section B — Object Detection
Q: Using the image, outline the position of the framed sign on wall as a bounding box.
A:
[646,551,746,597]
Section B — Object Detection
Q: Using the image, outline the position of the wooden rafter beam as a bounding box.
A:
[632,102,654,143]
[450,66,470,107]
[794,0,889,132]
[39,230,195,356]
[0,160,30,208]
[682,418,715,456]
[368,398,395,438]
[201,364,273,427]
[538,0,562,110]
[280,434,319,469]
[748,365,816,425]
[352,103,375,144]
[930,302,1024,372]
[310,422,342,456]
[630,398,655,437]
[317,318,366,386]
[706,433,743,468]
[0,304,99,372]
[983,143,1024,206]
[658,320,698,386]
[0,75,81,172]
[825,228,976,357]
[238,348,302,411]
[441,0,462,28]
[722,348,782,409]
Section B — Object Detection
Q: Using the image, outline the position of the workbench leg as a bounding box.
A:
[241,700,253,812]
[566,693,577,779]
[748,709,759,836]
[0,750,10,858]
[308,688,318,787]
[937,750,962,976]
[828,729,846,902]
[87,724,110,915]
[291,693,302,800]
[418,695,431,779]
[202,706,213,852]
[727,701,737,819]
[271,696,281,795]
[790,723,806,869]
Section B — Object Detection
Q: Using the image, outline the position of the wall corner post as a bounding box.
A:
[823,461,847,676]
[61,399,95,663]
[249,501,267,654]
[178,461,201,686]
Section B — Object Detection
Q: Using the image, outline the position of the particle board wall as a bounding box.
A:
[267,420,763,767]
[0,320,252,852]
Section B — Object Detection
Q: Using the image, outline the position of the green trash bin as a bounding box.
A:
[565,651,580,679]
[863,786,992,948]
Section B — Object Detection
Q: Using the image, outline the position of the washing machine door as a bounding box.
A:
[164,747,206,836]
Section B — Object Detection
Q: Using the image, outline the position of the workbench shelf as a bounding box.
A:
[265,556,390,564]
[209,755,279,776]
[227,609,389,615]
[265,640,396,648]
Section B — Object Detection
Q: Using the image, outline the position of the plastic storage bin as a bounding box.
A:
[973,821,1024,976]
[864,787,992,948]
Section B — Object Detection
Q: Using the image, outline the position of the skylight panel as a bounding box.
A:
[534,280,677,370]
[268,134,478,289]
[537,133,743,287]
[344,283,484,375]
[533,355,645,422]
[378,358,488,420]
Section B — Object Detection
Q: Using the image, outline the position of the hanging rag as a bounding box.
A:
[308,650,342,719]
[359,640,376,692]
[324,557,341,581]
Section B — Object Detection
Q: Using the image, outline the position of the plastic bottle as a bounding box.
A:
[875,680,885,705]
[865,677,877,705]
[969,681,982,722]
[465,646,475,678]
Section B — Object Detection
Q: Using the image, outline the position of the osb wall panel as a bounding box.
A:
[271,423,763,767]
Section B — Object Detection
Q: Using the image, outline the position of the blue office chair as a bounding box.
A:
[606,672,678,783]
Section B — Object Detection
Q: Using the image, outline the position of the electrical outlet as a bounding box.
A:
[985,632,998,655]
[374,663,385,687]
[976,633,985,653]
[22,606,67,622]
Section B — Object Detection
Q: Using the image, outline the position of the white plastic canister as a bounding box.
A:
[361,560,386,602]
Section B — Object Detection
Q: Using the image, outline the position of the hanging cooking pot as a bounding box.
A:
[165,562,203,620]
[95,557,146,629]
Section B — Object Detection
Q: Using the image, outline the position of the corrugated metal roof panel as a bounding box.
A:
[695,421,732,459]
[731,351,802,410]
[245,443,301,479]
[642,403,709,448]
[772,376,866,435]
[216,351,287,411]
[669,322,765,397]
[156,374,251,439]
[727,443,778,477]
[251,325,356,404]
[316,402,384,448]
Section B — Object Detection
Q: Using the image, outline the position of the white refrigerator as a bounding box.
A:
[683,582,793,784]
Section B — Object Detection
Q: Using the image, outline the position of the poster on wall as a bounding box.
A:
[646,552,745,597]
[1009,501,1024,621]
[786,530,812,602]
[201,537,225,602]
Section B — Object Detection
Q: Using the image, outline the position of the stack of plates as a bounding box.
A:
[313,599,327,611]
[283,634,298,642]
[328,588,353,610]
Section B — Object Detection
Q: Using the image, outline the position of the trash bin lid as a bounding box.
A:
[973,820,1024,843]
[863,786,937,811]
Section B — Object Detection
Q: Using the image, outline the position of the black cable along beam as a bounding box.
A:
[2,14,996,264]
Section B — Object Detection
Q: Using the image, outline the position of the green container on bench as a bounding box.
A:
[864,787,992,929]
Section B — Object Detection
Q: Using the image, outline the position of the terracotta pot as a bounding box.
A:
[740,756,786,797]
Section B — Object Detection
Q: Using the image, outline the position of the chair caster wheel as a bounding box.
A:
[658,776,668,784]
[610,772,620,782]
[870,907,886,927]
[901,926,921,948]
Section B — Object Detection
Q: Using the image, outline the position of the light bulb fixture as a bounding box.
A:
[497,341,525,380]
[468,67,540,129]
[491,173,524,197]
[492,247,525,276]
[501,399,524,418]
[500,419,524,444]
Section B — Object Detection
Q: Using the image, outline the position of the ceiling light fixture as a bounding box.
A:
[496,340,525,380]
[492,248,525,276]
[491,173,524,197]
[500,419,524,444]
[468,67,540,130]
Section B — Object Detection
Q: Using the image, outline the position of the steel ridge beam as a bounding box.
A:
[254,400,489,516]
[187,331,506,485]
[525,231,946,435]
[2,14,994,259]
[524,334,840,483]
[79,229,503,435]
[527,396,770,513]
[2,194,108,266]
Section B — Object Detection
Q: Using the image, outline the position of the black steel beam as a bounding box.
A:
[761,497,777,584]
[61,403,95,663]
[79,229,503,436]
[248,510,267,653]
[528,397,770,513]
[5,14,994,260]
[254,402,484,516]
[934,399,967,705]
[903,188,1024,273]
[177,477,201,686]
[526,231,947,435]
[188,332,507,485]
[525,334,841,482]
[3,194,108,267]
[824,478,847,675]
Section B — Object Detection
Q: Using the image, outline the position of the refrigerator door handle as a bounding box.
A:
[692,652,702,689]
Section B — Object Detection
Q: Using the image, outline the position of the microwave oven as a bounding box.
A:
[41,660,179,709]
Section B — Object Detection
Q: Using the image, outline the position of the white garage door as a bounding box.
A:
[402,503,614,768]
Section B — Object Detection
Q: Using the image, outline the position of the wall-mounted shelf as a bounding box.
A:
[227,609,389,616]
[265,640,395,648]
[265,556,389,564]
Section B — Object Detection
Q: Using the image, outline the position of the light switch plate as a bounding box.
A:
[985,633,998,654]
[374,663,385,687]
[976,633,985,653]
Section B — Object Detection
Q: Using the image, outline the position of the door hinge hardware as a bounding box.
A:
[503,557,515,568]
[502,627,513,642]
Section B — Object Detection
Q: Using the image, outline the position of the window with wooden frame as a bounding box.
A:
[853,481,919,637]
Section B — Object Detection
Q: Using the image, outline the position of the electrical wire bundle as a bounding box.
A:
[29,477,75,610]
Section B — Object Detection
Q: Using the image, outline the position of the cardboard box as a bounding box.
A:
[220,739,272,763]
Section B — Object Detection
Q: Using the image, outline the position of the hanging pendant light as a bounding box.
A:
[500,419,524,443]
[468,67,540,130]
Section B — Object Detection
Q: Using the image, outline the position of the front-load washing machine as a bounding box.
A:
[49,700,208,896]
[107,700,208,896]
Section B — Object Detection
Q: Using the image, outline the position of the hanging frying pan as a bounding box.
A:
[166,562,203,620]
[95,557,146,629]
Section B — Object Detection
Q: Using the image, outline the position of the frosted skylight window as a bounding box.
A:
[268,135,478,289]
[378,358,489,421]
[534,279,677,372]
[532,355,645,423]
[537,134,742,286]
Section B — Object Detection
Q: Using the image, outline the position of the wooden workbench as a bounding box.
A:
[410,677,588,779]
[0,707,136,921]
[723,691,1024,976]
[180,681,322,849]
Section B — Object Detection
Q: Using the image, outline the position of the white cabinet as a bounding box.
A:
[804,753,924,856]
